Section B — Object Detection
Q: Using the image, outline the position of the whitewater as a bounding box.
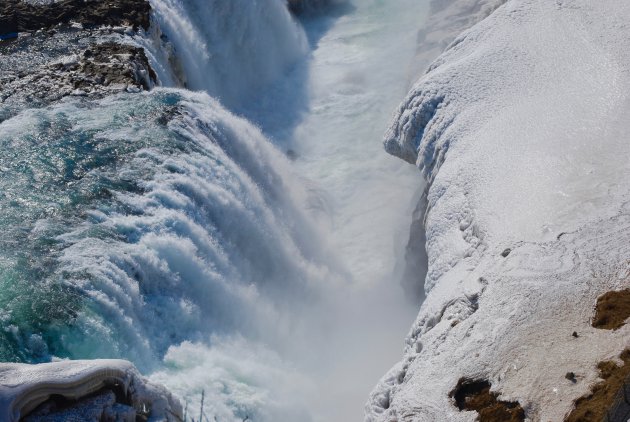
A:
[0,0,432,420]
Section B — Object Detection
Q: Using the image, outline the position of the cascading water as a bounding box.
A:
[0,0,431,421]
[146,0,309,108]
[0,89,338,419]
[243,1,431,418]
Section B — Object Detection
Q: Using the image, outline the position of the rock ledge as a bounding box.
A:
[0,359,182,422]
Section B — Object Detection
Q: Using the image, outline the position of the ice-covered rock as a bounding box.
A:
[0,359,182,422]
[399,0,508,302]
[370,0,630,420]
[410,0,507,77]
[0,31,156,118]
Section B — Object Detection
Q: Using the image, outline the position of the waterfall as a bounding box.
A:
[0,0,432,420]
[147,0,308,108]
[0,88,338,419]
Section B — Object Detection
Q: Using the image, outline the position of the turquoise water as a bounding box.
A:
[0,0,430,419]
[0,90,330,373]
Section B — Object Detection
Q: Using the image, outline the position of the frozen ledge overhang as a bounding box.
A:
[0,359,182,421]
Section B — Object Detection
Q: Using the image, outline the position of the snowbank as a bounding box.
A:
[0,359,182,421]
[410,0,506,77]
[369,0,630,420]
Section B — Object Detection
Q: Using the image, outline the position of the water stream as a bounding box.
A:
[0,0,430,420]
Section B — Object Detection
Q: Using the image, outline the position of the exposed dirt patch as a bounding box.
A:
[565,349,630,422]
[592,289,630,330]
[0,0,151,35]
[450,378,525,421]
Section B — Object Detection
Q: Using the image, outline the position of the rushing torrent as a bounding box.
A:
[0,0,432,420]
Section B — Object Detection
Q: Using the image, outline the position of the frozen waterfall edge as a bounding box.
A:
[0,360,182,421]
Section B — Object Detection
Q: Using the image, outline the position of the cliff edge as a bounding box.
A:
[0,360,182,421]
[369,0,630,420]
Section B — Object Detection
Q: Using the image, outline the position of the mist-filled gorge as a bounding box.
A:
[143,1,432,419]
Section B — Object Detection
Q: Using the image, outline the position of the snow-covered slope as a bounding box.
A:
[369,0,630,420]
[410,0,506,77]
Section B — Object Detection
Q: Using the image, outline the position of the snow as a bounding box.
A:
[410,0,507,77]
[0,359,181,421]
[369,0,630,420]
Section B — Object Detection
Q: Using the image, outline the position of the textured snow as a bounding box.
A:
[0,359,181,421]
[410,0,507,77]
[369,0,630,420]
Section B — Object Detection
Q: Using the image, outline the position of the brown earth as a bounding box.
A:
[592,289,630,330]
[565,349,630,422]
[450,378,525,422]
[0,0,151,35]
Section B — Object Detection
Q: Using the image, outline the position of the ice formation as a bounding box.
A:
[368,0,630,420]
[0,359,181,421]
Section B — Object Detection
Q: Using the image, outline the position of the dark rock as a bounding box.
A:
[0,0,151,36]
[1,38,156,114]
[0,11,18,39]
[287,0,344,15]
[78,42,157,89]
[450,378,525,422]
[501,248,511,257]
[401,191,429,303]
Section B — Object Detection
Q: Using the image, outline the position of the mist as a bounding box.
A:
[238,0,432,419]
[0,0,428,420]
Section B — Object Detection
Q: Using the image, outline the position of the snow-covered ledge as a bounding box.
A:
[0,360,182,421]
[369,0,630,420]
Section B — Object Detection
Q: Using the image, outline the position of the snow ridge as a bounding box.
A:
[370,0,630,420]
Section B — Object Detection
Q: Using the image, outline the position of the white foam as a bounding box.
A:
[147,0,308,108]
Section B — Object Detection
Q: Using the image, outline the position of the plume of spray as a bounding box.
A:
[147,0,309,109]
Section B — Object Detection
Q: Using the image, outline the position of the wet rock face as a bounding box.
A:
[0,0,157,118]
[0,36,156,113]
[77,42,157,90]
[0,0,151,35]
[287,0,342,15]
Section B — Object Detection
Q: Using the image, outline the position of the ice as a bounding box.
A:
[369,0,630,420]
[0,359,181,421]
